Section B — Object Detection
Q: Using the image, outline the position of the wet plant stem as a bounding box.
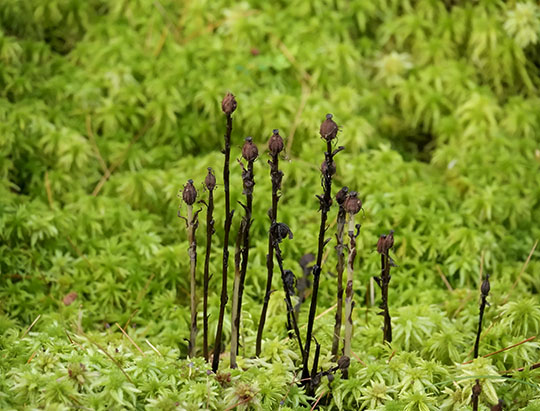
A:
[380,252,392,343]
[331,203,346,360]
[472,274,490,410]
[230,139,257,367]
[202,185,215,362]
[186,204,198,358]
[256,148,282,356]
[212,113,234,373]
[343,215,357,370]
[302,141,343,382]
[273,234,304,358]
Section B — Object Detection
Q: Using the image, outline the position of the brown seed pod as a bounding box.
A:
[182,179,197,205]
[377,234,387,254]
[336,186,349,205]
[205,167,216,191]
[337,355,350,370]
[242,137,259,162]
[384,230,394,251]
[320,113,339,141]
[268,129,284,156]
[343,191,362,214]
[321,159,336,176]
[221,92,237,115]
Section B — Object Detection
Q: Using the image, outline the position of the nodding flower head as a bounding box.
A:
[336,186,349,206]
[384,230,394,251]
[205,167,216,191]
[221,92,237,115]
[377,234,387,254]
[320,113,339,141]
[182,179,197,205]
[481,274,490,297]
[268,129,284,156]
[242,137,259,162]
[343,191,362,214]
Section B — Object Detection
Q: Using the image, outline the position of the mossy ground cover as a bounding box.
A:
[1,0,540,409]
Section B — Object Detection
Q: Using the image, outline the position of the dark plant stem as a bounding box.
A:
[202,183,215,362]
[343,217,358,374]
[256,149,282,356]
[381,252,392,343]
[236,160,254,343]
[273,234,305,358]
[302,141,343,382]
[186,203,198,357]
[331,203,346,360]
[212,114,233,373]
[230,215,245,368]
[472,274,490,410]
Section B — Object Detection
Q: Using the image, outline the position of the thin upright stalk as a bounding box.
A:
[331,187,348,360]
[343,214,356,363]
[180,180,198,358]
[213,93,236,372]
[272,223,304,358]
[472,274,490,410]
[231,138,257,368]
[256,130,284,356]
[187,205,198,357]
[302,138,344,382]
[230,217,245,368]
[202,168,216,362]
[375,230,394,344]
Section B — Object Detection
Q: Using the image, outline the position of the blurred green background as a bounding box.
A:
[1,0,540,409]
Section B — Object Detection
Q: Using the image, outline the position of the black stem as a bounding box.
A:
[256,152,282,356]
[212,114,233,373]
[302,141,342,382]
[331,205,346,360]
[203,189,215,362]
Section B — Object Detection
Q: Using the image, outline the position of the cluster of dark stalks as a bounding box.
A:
[176,92,501,408]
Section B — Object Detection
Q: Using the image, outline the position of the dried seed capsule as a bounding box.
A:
[268,129,284,156]
[337,355,350,370]
[343,191,362,214]
[336,186,349,205]
[377,234,387,254]
[321,159,336,176]
[221,92,237,115]
[242,137,259,162]
[182,179,197,205]
[384,230,394,251]
[205,167,216,190]
[320,113,339,141]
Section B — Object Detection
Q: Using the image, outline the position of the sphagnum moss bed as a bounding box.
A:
[1,1,540,410]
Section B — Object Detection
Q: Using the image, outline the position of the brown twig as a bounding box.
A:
[436,265,454,292]
[115,323,145,356]
[21,314,41,339]
[463,336,536,365]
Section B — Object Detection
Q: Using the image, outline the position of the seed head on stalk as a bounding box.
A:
[179,179,200,358]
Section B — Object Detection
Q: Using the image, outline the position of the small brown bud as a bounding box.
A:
[481,274,490,297]
[221,92,237,115]
[384,230,394,251]
[205,167,216,190]
[336,186,349,205]
[321,159,336,176]
[343,191,362,214]
[337,355,350,370]
[377,234,387,254]
[320,113,339,141]
[268,129,284,156]
[242,137,258,162]
[182,179,197,205]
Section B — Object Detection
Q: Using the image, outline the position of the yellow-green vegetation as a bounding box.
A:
[1,0,540,409]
